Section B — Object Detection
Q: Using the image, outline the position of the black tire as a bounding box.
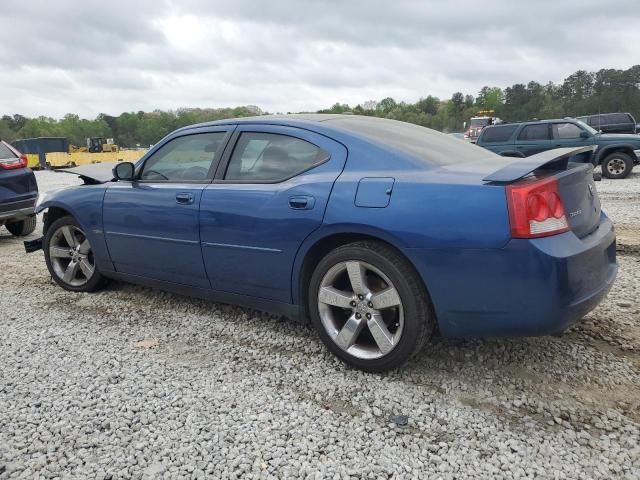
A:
[308,241,435,372]
[5,215,37,236]
[43,215,105,292]
[601,152,633,179]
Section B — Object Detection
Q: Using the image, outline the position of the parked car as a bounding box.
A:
[476,118,640,179]
[25,115,617,371]
[576,112,637,135]
[0,140,38,236]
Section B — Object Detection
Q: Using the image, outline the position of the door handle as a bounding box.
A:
[175,192,194,205]
[289,195,315,210]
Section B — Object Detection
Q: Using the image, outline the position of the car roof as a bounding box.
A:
[176,114,494,166]
[179,113,364,129]
[484,118,581,128]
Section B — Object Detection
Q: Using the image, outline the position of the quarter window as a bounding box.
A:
[517,124,550,141]
[140,132,226,182]
[552,123,583,139]
[225,133,329,182]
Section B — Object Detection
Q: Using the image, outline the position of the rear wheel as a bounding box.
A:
[5,215,36,236]
[601,152,633,179]
[309,241,434,372]
[43,216,104,292]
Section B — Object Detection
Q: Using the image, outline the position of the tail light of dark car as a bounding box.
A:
[506,176,569,238]
[0,153,28,170]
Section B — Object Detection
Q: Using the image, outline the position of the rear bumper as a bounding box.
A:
[0,168,38,222]
[0,198,36,222]
[406,215,617,337]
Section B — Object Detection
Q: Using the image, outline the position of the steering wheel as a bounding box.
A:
[182,166,209,180]
[143,169,169,180]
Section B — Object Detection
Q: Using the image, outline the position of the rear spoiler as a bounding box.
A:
[483,146,595,183]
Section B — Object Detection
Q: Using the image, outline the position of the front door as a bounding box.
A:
[103,128,231,287]
[550,122,594,163]
[200,125,348,303]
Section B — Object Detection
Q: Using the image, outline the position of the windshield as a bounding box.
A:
[470,118,489,127]
[575,119,598,135]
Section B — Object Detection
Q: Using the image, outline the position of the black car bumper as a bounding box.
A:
[0,198,36,223]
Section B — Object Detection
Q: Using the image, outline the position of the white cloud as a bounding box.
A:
[0,0,638,117]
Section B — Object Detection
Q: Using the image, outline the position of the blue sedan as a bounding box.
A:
[28,115,617,371]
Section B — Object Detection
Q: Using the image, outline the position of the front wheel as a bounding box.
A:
[309,241,434,372]
[43,216,104,292]
[601,152,633,179]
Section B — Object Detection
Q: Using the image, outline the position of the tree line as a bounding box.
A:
[1,66,639,148]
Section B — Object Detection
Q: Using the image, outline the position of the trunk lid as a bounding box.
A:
[554,163,601,238]
[481,146,601,239]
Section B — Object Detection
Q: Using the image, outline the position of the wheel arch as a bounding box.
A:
[595,145,635,164]
[42,205,74,235]
[292,225,432,321]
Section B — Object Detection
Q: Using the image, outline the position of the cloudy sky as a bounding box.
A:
[1,0,638,118]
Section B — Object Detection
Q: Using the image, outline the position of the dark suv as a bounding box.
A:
[476,118,640,179]
[576,113,638,134]
[0,140,38,236]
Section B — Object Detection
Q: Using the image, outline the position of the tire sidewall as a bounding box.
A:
[308,244,429,371]
[6,215,36,236]
[43,216,103,292]
[602,153,632,179]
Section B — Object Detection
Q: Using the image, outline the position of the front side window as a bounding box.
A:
[588,116,601,127]
[552,123,583,139]
[140,132,226,182]
[224,132,329,182]
[517,124,550,141]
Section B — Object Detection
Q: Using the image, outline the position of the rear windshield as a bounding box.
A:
[479,124,517,143]
[0,142,17,159]
[326,116,493,166]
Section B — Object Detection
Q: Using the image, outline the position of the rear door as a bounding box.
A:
[103,127,231,287]
[200,125,347,303]
[515,123,553,156]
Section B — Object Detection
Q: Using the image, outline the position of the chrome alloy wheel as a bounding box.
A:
[317,260,404,360]
[606,157,627,176]
[49,225,95,287]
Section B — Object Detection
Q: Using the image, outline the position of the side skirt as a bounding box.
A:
[102,271,307,323]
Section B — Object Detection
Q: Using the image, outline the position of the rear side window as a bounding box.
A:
[479,124,517,143]
[0,142,17,159]
[225,132,329,182]
[552,123,583,139]
[517,124,550,141]
[607,113,631,124]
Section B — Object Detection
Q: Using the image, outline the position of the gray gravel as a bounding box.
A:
[1,169,639,479]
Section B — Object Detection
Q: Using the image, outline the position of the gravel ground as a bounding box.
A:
[1,169,639,479]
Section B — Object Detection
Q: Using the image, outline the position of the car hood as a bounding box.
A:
[597,133,640,144]
[58,162,116,184]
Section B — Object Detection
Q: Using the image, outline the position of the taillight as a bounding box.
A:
[0,154,28,170]
[506,176,569,238]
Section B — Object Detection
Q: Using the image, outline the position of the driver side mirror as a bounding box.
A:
[580,130,589,138]
[113,162,135,181]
